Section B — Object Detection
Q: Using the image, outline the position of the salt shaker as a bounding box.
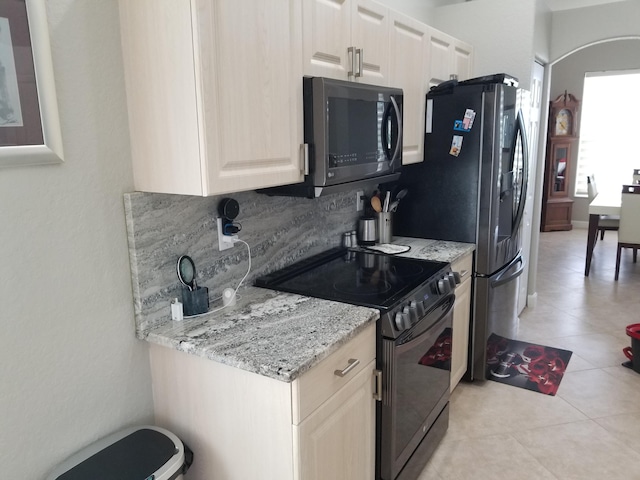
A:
[342,232,352,248]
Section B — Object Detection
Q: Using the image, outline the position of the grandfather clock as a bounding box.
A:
[541,91,580,231]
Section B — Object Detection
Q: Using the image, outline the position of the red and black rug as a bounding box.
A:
[486,334,573,396]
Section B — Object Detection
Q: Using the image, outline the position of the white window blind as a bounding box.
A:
[575,70,640,196]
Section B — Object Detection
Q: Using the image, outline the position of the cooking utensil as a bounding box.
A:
[371,195,382,213]
[388,188,407,212]
[383,191,391,212]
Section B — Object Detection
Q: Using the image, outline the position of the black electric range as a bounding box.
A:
[255,247,457,480]
[255,248,452,334]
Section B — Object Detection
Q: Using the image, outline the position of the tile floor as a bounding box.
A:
[418,228,640,479]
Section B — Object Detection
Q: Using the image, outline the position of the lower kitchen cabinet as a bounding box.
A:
[295,359,376,479]
[149,322,376,480]
[451,251,473,391]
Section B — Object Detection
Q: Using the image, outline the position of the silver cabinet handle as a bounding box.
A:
[302,143,309,175]
[460,269,470,279]
[355,48,363,77]
[334,358,360,377]
[347,46,356,78]
[373,369,382,401]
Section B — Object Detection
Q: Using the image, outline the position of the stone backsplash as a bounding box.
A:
[124,189,362,336]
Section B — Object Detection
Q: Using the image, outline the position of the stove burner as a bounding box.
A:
[394,262,425,278]
[333,278,392,296]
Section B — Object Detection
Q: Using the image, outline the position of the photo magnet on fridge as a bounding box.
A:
[449,135,463,157]
[453,108,476,132]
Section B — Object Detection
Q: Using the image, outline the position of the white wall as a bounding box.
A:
[550,39,640,223]
[550,0,640,62]
[0,1,154,478]
[429,0,551,87]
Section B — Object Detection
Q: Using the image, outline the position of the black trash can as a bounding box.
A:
[623,323,640,374]
[46,425,193,480]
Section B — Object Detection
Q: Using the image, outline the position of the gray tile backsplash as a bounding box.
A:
[124,189,362,336]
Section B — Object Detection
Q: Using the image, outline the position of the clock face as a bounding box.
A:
[555,109,571,136]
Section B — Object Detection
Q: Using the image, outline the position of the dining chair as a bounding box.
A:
[615,184,640,280]
[587,174,619,242]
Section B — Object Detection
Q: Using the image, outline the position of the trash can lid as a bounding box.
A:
[46,426,185,480]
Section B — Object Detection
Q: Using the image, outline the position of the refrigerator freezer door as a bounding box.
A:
[470,253,524,380]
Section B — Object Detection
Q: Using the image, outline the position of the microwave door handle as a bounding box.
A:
[381,102,392,161]
[389,96,403,169]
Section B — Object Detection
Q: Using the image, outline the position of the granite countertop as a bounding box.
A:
[391,236,475,263]
[143,237,473,384]
[144,286,379,383]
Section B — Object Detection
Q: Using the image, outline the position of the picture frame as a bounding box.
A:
[0,0,63,168]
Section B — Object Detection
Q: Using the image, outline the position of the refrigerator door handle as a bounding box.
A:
[491,255,524,288]
[511,109,529,233]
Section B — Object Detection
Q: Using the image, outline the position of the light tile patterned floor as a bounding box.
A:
[418,228,640,479]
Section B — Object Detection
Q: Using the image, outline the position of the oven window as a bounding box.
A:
[393,326,451,460]
[327,97,384,167]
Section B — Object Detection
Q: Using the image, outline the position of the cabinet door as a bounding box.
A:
[295,360,376,480]
[351,0,389,85]
[197,0,304,195]
[302,0,352,80]
[452,39,473,81]
[426,27,453,89]
[451,275,471,390]
[451,253,473,391]
[389,11,428,165]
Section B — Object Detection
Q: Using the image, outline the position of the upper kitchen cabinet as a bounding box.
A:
[388,11,428,165]
[426,27,473,88]
[303,0,390,85]
[118,0,304,196]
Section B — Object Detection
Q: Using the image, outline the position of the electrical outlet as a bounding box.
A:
[217,217,237,251]
[356,190,365,212]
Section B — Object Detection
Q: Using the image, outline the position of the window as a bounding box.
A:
[575,70,640,196]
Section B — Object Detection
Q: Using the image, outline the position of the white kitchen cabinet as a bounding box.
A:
[302,0,390,85]
[388,11,428,165]
[149,322,377,480]
[426,27,473,89]
[118,0,304,196]
[294,360,376,479]
[450,251,473,391]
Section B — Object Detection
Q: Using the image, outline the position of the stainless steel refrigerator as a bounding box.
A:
[393,74,529,381]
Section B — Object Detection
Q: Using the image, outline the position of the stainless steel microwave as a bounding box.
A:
[261,77,403,198]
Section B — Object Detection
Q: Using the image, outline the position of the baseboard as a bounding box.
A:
[527,292,538,308]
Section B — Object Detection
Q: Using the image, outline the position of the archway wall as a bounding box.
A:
[550,38,640,223]
[550,1,640,63]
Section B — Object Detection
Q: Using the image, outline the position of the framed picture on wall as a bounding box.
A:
[0,0,63,168]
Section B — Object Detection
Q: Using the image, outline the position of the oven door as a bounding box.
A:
[379,294,454,480]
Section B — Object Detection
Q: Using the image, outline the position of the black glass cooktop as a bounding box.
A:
[255,248,448,311]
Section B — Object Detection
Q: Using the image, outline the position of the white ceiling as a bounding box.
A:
[432,0,629,11]
[542,0,628,11]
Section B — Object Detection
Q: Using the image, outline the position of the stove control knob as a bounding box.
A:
[453,271,461,284]
[413,300,425,317]
[409,300,422,320]
[446,272,457,289]
[404,305,418,325]
[437,278,450,294]
[394,312,404,331]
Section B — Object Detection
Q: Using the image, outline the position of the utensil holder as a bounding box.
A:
[377,212,393,244]
[182,286,209,316]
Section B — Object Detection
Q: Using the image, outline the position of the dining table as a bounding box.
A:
[584,189,621,276]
